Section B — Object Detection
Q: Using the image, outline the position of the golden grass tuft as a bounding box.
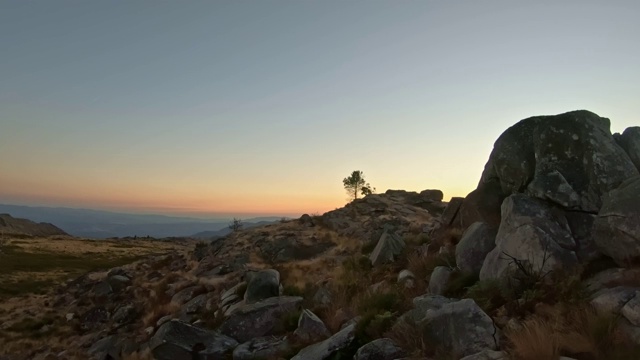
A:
[506,305,640,360]
[141,301,180,329]
[122,348,153,360]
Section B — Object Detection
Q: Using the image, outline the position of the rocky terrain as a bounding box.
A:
[2,110,640,360]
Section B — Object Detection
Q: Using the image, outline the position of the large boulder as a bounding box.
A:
[456,181,504,230]
[479,195,578,281]
[593,176,640,264]
[244,269,280,304]
[369,229,405,266]
[220,296,303,343]
[291,323,356,360]
[479,110,638,212]
[456,222,497,275]
[396,296,498,357]
[149,320,238,360]
[615,127,640,172]
[428,266,452,295]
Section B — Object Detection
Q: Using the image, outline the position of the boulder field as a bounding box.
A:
[3,110,640,360]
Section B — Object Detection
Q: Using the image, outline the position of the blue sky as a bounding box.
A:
[1,1,639,216]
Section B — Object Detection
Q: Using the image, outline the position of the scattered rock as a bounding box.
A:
[233,336,290,360]
[80,306,109,331]
[354,338,405,360]
[370,229,405,266]
[300,214,315,227]
[220,296,303,343]
[171,286,200,305]
[397,269,416,288]
[428,266,452,295]
[244,269,280,304]
[294,309,331,342]
[291,323,356,360]
[149,320,238,360]
[312,286,332,308]
[420,189,444,202]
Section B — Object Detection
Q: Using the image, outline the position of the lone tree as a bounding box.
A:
[229,218,243,232]
[343,170,374,201]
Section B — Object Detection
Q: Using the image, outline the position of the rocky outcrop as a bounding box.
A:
[478,110,638,212]
[593,176,640,264]
[321,191,442,242]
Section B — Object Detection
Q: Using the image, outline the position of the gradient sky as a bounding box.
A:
[1,1,639,217]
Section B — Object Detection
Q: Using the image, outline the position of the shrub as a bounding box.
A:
[464,279,508,315]
[443,271,478,298]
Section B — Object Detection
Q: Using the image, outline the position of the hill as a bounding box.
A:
[0,214,68,238]
[0,204,283,238]
[2,111,640,360]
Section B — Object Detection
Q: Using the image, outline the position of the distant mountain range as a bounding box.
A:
[0,204,283,239]
[0,213,69,237]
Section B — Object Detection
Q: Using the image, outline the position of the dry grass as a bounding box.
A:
[122,348,153,360]
[141,301,181,328]
[506,305,640,360]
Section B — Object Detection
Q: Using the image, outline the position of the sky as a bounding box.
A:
[1,1,639,217]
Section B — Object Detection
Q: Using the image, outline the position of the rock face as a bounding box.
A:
[291,323,356,360]
[593,177,640,264]
[478,110,638,212]
[456,222,497,275]
[354,338,405,360]
[370,229,405,266]
[244,269,280,304]
[149,320,238,360]
[220,296,303,343]
[479,195,578,281]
